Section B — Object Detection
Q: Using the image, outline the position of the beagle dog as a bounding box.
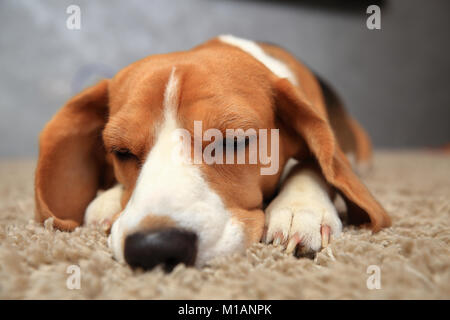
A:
[34,35,391,271]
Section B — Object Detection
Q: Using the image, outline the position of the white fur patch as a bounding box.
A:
[108,68,246,266]
[84,185,123,226]
[218,34,298,85]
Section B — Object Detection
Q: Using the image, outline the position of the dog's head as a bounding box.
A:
[35,36,390,270]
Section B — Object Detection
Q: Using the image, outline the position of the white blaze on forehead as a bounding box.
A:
[108,68,246,266]
[163,68,180,117]
[218,34,298,86]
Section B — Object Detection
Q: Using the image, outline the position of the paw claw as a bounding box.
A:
[285,233,302,254]
[261,226,268,243]
[321,225,331,248]
[102,218,116,234]
[272,231,285,246]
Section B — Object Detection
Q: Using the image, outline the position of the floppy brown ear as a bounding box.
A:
[275,78,391,232]
[35,80,115,230]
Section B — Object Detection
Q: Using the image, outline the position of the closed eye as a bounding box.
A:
[111,147,138,162]
[222,136,251,150]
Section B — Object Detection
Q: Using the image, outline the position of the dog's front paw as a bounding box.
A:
[84,184,123,231]
[264,203,342,255]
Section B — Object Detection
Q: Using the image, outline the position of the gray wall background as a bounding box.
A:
[1,0,449,157]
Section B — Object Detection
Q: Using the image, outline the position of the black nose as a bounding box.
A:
[124,228,198,272]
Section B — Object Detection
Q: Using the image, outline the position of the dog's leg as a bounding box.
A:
[264,163,342,254]
[84,184,123,230]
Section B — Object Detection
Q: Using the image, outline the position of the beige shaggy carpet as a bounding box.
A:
[0,151,449,299]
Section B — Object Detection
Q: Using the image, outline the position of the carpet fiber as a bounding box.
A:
[0,151,449,299]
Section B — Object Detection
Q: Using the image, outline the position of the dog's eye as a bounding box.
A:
[112,147,137,161]
[223,137,251,150]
